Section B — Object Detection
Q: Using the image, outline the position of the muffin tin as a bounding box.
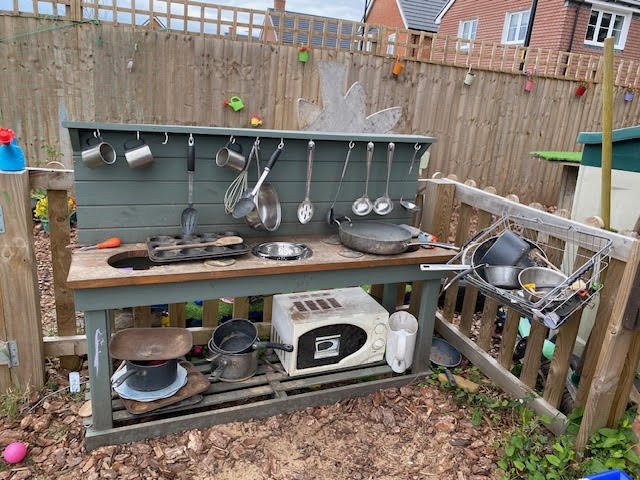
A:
[146,232,250,263]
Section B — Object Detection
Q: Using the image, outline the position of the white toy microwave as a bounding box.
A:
[270,287,389,376]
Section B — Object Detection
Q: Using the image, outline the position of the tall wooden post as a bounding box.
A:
[0,171,45,391]
[601,37,613,230]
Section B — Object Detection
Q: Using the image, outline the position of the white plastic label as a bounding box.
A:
[69,371,81,393]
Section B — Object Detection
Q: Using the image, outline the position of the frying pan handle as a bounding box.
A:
[441,264,485,293]
[253,341,294,352]
[187,137,195,173]
[112,368,140,388]
[265,144,283,171]
[444,368,458,388]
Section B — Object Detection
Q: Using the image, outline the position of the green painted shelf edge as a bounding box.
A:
[530,151,582,163]
[576,124,640,145]
[576,124,640,173]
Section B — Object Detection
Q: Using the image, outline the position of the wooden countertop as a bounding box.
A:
[67,235,454,289]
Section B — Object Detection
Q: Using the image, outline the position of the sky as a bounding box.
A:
[206,0,365,21]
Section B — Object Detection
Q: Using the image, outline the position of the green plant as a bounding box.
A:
[0,386,30,419]
[582,410,640,476]
[497,406,640,479]
[498,408,577,480]
[41,143,62,162]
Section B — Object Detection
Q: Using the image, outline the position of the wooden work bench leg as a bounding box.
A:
[85,309,113,430]
[382,284,399,312]
[412,279,441,374]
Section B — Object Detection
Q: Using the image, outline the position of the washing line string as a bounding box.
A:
[0,18,101,43]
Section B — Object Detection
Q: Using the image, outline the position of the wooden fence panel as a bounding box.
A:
[2,17,640,204]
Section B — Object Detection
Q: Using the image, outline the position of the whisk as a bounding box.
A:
[224,138,259,214]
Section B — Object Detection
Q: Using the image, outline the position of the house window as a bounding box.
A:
[387,33,396,55]
[584,7,631,50]
[502,9,530,45]
[457,18,478,51]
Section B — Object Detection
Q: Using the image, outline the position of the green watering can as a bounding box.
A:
[225,96,245,112]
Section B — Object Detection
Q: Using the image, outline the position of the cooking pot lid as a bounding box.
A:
[109,327,193,361]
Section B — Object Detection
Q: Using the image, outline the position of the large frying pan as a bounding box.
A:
[334,218,457,255]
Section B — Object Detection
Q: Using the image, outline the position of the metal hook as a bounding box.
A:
[162,132,169,145]
[188,133,194,146]
[278,139,285,149]
[229,135,235,144]
[136,131,140,140]
[414,143,422,151]
[348,141,355,149]
[253,137,260,148]
[94,129,101,138]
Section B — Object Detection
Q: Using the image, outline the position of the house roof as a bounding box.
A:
[397,0,449,32]
[267,9,356,49]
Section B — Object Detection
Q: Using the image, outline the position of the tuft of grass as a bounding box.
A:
[0,386,30,419]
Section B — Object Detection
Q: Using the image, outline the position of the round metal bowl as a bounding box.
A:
[483,265,524,289]
[252,242,312,261]
[518,267,571,303]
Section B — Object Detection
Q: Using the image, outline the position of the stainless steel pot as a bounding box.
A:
[483,265,523,289]
[111,358,178,391]
[206,343,257,382]
[245,182,281,231]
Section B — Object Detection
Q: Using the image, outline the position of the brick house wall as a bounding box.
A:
[438,0,640,62]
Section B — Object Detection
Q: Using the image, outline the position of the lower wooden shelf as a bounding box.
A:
[84,358,428,450]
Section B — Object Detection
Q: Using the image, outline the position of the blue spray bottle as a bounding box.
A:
[0,128,26,171]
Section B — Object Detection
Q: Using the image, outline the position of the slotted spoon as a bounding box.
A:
[297,140,315,224]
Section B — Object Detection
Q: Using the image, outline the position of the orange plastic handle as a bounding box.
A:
[96,237,121,249]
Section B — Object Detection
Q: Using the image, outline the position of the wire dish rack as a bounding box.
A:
[452,215,613,329]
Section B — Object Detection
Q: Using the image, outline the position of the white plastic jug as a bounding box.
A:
[385,311,418,373]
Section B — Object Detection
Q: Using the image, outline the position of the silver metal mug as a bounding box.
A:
[81,138,116,168]
[215,141,245,171]
[124,138,154,168]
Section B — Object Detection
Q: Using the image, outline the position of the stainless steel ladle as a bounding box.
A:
[352,142,375,216]
[399,143,422,213]
[373,142,395,215]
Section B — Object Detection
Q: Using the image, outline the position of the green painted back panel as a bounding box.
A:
[65,123,436,244]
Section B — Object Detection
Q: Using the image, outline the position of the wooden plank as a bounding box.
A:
[477,298,498,352]
[43,335,87,356]
[47,190,77,369]
[132,306,152,327]
[419,179,456,241]
[519,320,548,389]
[0,171,44,390]
[542,310,581,408]
[576,240,640,450]
[27,168,74,190]
[608,330,640,424]
[86,373,421,450]
[168,303,186,327]
[498,308,520,371]
[262,295,273,322]
[443,202,474,321]
[435,313,567,435]
[232,296,250,319]
[575,260,626,406]
[202,299,218,327]
[458,209,492,336]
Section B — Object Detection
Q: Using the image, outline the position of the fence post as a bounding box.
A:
[0,171,45,391]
